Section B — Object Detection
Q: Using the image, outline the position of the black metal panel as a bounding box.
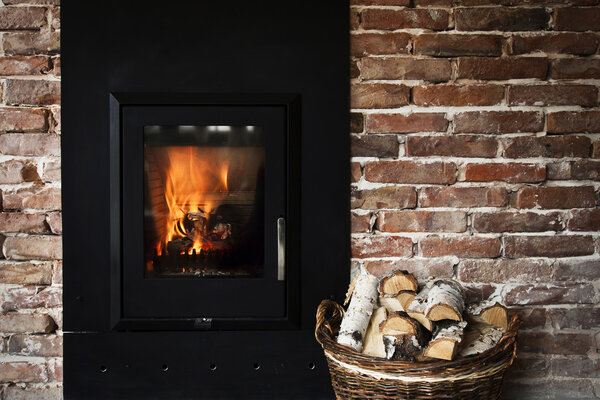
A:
[63,0,349,397]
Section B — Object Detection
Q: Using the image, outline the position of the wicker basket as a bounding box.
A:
[315,300,521,400]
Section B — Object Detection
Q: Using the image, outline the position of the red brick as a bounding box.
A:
[351,84,410,109]
[414,34,503,57]
[46,211,61,235]
[4,0,59,3]
[3,32,60,56]
[463,163,545,183]
[0,361,47,383]
[350,162,362,183]
[48,358,62,382]
[0,107,47,132]
[2,285,61,310]
[420,236,501,258]
[362,8,450,31]
[50,107,60,132]
[503,136,591,159]
[594,141,600,158]
[555,7,600,31]
[3,235,63,260]
[365,258,454,281]
[548,111,600,134]
[351,186,417,210]
[510,33,599,55]
[414,84,505,107]
[365,161,456,184]
[504,235,595,258]
[516,186,596,209]
[360,58,452,82]
[350,9,360,31]
[350,113,363,134]
[462,285,496,304]
[4,386,62,400]
[0,212,49,234]
[0,313,56,333]
[548,160,600,180]
[505,355,548,380]
[456,57,548,80]
[568,209,600,231]
[406,135,498,158]
[506,283,596,306]
[551,357,600,379]
[351,33,410,57]
[509,307,547,329]
[0,133,60,157]
[503,379,596,400]
[454,111,544,134]
[550,59,600,79]
[548,307,600,329]
[508,85,597,107]
[0,160,40,184]
[8,334,62,357]
[0,6,46,30]
[0,56,49,75]
[459,259,553,283]
[0,261,52,284]
[377,210,467,233]
[519,332,592,355]
[42,160,60,182]
[554,259,600,282]
[5,79,61,106]
[351,212,371,233]
[473,211,564,233]
[366,113,448,133]
[351,235,412,258]
[52,55,60,75]
[455,7,549,31]
[351,135,399,158]
[3,187,61,211]
[350,59,359,79]
[350,0,409,4]
[419,186,507,208]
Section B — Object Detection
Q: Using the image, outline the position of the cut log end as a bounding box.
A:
[379,270,418,296]
[379,311,419,336]
[423,338,459,361]
[380,291,416,313]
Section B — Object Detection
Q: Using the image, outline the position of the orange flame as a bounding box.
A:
[160,147,230,255]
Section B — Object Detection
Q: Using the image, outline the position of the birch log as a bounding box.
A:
[460,323,503,357]
[383,334,423,361]
[425,279,465,322]
[378,270,418,295]
[423,320,467,361]
[337,268,379,352]
[407,284,434,331]
[466,298,508,330]
[362,307,388,358]
[380,291,416,313]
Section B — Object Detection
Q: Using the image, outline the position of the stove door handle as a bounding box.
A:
[277,217,286,281]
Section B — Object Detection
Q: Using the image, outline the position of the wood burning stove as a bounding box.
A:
[63,1,349,398]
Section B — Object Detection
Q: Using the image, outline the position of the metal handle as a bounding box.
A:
[277,217,285,281]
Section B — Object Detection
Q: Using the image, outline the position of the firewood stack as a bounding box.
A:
[338,268,509,362]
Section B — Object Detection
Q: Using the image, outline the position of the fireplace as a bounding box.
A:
[63,1,349,398]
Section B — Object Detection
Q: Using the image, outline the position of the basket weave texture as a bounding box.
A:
[315,300,521,400]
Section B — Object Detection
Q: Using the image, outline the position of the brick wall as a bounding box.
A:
[350,1,600,398]
[0,0,62,398]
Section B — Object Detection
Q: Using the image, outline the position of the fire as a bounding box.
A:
[159,146,230,255]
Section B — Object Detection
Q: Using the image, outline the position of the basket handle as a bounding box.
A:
[315,299,345,340]
[499,313,522,367]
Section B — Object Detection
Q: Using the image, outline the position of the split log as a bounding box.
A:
[379,290,416,313]
[407,284,434,331]
[460,322,503,357]
[362,307,387,358]
[423,320,467,361]
[344,274,359,306]
[337,268,379,352]
[379,311,421,336]
[466,297,508,330]
[383,334,423,361]
[379,270,418,295]
[425,279,465,322]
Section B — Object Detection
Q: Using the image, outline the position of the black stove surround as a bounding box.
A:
[63,1,349,398]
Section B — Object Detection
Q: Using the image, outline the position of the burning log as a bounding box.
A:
[361,307,388,358]
[378,270,418,295]
[207,222,232,241]
[337,268,379,352]
[425,279,465,322]
[466,298,508,330]
[423,320,467,361]
[166,237,193,255]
